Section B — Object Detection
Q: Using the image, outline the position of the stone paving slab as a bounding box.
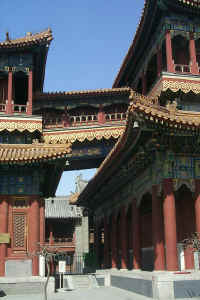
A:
[1,287,200,300]
[0,287,150,300]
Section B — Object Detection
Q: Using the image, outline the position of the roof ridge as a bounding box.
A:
[0,28,53,48]
[0,143,70,148]
[37,87,131,96]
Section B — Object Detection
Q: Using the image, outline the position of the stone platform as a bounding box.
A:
[0,276,55,295]
[97,269,200,300]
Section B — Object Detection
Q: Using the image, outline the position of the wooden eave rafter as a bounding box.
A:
[43,125,125,144]
[0,143,71,165]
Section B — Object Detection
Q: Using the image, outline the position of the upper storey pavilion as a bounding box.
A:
[114,0,200,111]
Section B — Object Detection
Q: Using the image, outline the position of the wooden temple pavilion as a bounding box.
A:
[0,28,130,277]
[0,29,72,277]
[2,0,200,286]
[78,90,200,272]
[78,0,200,276]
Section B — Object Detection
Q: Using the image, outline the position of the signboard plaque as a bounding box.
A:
[0,233,10,243]
[59,260,66,273]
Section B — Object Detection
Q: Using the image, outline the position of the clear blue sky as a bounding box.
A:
[1,0,144,195]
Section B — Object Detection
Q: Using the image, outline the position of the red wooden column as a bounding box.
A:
[98,104,105,124]
[157,47,162,77]
[94,221,100,269]
[6,71,13,114]
[132,199,141,270]
[163,179,178,271]
[40,199,45,245]
[120,206,128,269]
[142,72,147,95]
[0,197,8,276]
[111,213,117,269]
[27,70,33,115]
[152,185,165,270]
[62,107,70,127]
[195,179,200,234]
[49,224,54,245]
[189,34,199,75]
[29,198,40,276]
[103,216,109,269]
[165,30,175,73]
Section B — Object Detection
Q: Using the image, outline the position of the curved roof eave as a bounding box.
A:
[78,90,200,205]
[113,0,153,88]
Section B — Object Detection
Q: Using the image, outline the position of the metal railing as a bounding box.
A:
[175,64,190,73]
[54,254,85,275]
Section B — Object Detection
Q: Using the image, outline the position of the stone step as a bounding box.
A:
[65,275,98,290]
[0,277,54,296]
[0,283,43,295]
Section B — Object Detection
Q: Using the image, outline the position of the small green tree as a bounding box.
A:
[29,246,57,300]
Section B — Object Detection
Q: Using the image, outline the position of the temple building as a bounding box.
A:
[1,1,200,297]
[0,30,72,277]
[78,0,200,298]
[0,28,128,279]
[44,175,89,275]
[78,93,200,298]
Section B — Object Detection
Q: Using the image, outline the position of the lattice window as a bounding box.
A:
[13,212,26,250]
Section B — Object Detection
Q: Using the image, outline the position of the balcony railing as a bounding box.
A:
[44,237,75,249]
[45,237,74,244]
[14,104,27,113]
[44,112,127,129]
[70,114,98,124]
[44,117,63,128]
[0,104,6,112]
[175,64,190,73]
[105,112,127,122]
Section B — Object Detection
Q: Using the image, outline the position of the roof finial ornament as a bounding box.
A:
[6,32,10,42]
[26,32,32,37]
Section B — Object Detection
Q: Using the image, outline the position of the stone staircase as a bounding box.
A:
[0,282,43,295]
[64,275,98,290]
[0,276,54,295]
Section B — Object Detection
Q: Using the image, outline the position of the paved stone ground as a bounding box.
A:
[0,287,149,300]
[1,287,200,300]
